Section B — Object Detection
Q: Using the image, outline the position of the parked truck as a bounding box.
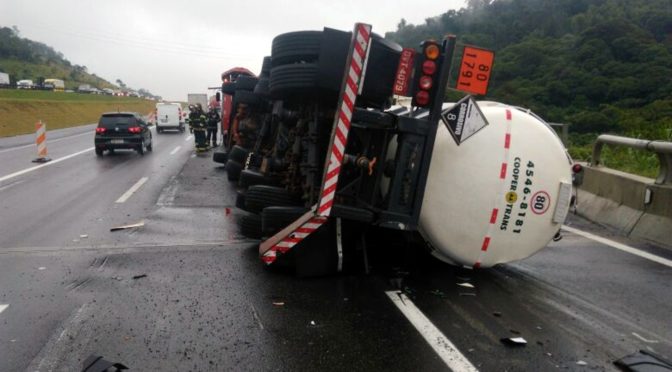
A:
[187,93,208,111]
[216,24,577,275]
[44,78,65,91]
[0,72,10,87]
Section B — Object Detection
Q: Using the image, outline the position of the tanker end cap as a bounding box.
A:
[417,101,573,268]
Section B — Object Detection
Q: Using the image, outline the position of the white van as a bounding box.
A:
[155,103,185,133]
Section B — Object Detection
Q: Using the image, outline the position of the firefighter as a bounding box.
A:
[206,107,220,147]
[187,104,207,151]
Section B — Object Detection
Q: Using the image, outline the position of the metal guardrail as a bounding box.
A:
[591,134,672,185]
[548,122,569,147]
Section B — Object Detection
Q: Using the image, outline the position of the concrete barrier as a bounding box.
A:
[576,136,672,248]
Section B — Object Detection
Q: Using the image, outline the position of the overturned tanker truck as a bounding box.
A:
[213,23,578,276]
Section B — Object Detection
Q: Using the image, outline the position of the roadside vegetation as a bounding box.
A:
[0,90,155,137]
[386,0,672,178]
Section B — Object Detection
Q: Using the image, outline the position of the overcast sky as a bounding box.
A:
[1,0,465,101]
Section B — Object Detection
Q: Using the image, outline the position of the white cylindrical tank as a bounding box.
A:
[417,101,573,268]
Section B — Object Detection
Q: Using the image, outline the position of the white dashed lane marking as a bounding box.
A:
[0,304,8,315]
[115,177,149,204]
[170,146,181,155]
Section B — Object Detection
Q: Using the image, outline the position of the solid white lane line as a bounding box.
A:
[170,146,181,155]
[562,225,672,268]
[0,304,8,314]
[385,291,478,372]
[0,147,94,183]
[185,135,193,141]
[115,177,149,204]
[0,131,92,154]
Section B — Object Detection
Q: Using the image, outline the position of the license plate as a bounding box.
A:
[111,139,124,144]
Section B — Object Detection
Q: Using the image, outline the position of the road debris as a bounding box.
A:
[493,311,502,317]
[500,337,527,346]
[309,320,316,326]
[272,302,285,306]
[80,234,89,238]
[132,274,147,280]
[110,220,145,232]
[457,282,475,289]
[38,267,46,270]
[576,360,588,366]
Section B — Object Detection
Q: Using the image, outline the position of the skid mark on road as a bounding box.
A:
[562,225,672,268]
[386,291,479,371]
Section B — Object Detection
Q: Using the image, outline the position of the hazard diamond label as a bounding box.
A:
[440,96,489,145]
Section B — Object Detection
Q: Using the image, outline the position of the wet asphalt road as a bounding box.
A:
[1,125,671,371]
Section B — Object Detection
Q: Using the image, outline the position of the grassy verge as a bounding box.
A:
[0,90,156,137]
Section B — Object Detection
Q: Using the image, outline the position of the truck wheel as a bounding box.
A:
[235,190,247,210]
[235,76,259,91]
[222,81,237,94]
[226,160,243,181]
[228,145,249,164]
[213,150,228,164]
[269,63,318,99]
[253,78,270,97]
[240,213,262,239]
[260,56,272,78]
[261,206,309,237]
[245,185,301,214]
[271,31,322,66]
[239,169,278,189]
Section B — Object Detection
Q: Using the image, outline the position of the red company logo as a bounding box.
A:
[393,48,416,96]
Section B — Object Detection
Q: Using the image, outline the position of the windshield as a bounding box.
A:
[99,114,136,127]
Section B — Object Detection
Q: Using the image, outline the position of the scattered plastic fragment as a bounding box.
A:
[457,282,475,289]
[132,274,147,280]
[501,337,527,346]
[225,208,231,216]
[310,320,316,326]
[38,267,46,270]
[80,234,89,238]
[272,302,285,306]
[113,276,123,281]
[110,220,145,232]
[576,360,587,366]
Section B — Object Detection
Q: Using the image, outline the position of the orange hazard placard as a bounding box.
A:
[456,46,495,96]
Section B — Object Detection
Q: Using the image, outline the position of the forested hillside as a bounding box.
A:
[386,0,672,172]
[0,26,115,90]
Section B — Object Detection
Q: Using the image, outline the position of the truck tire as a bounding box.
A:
[235,76,259,91]
[240,213,262,239]
[226,160,243,181]
[213,150,228,164]
[228,145,249,164]
[269,63,318,98]
[271,31,322,66]
[253,78,270,97]
[260,56,272,78]
[261,206,309,237]
[239,169,278,189]
[222,81,237,94]
[245,185,301,213]
[235,190,247,210]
